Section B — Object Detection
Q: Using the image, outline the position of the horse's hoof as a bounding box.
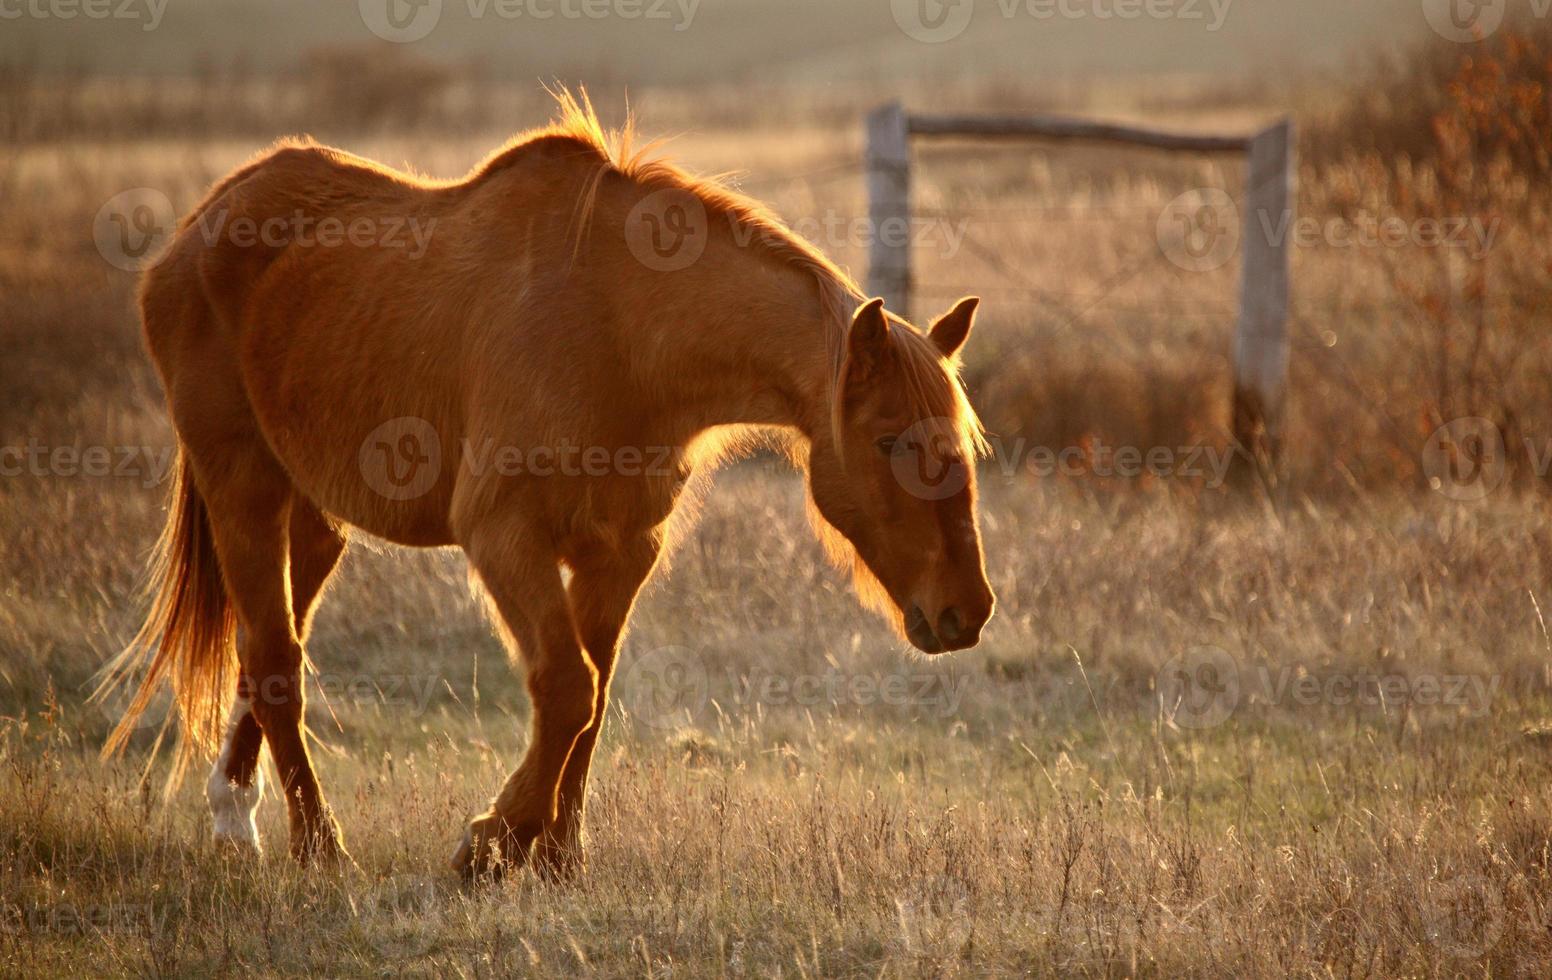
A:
[453,813,539,885]
[315,841,358,874]
[450,826,479,879]
[291,821,352,870]
[532,836,584,884]
[452,813,508,885]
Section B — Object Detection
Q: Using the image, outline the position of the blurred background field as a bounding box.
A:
[4,1,1552,975]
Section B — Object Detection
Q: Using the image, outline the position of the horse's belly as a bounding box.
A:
[238,302,461,547]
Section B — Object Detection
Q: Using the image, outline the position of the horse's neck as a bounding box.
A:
[636,249,838,445]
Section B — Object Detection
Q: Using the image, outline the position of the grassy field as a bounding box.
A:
[6,473,1552,976]
[6,29,1552,975]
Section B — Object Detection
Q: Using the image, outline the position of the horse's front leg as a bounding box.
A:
[452,522,599,882]
[532,533,662,879]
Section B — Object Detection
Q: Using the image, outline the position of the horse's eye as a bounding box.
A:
[875,437,898,456]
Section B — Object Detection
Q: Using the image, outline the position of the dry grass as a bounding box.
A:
[6,473,1552,976]
[5,38,1552,976]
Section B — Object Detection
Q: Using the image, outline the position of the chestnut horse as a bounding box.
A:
[101,92,994,880]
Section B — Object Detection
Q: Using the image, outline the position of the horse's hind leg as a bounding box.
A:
[286,498,350,644]
[208,497,347,852]
[452,516,599,881]
[187,439,347,864]
[208,674,266,850]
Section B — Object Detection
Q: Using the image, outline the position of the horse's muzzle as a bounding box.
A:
[905,602,987,654]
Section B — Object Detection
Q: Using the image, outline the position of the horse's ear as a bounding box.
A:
[846,298,893,380]
[929,296,979,359]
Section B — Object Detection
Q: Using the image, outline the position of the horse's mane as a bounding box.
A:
[479,88,987,460]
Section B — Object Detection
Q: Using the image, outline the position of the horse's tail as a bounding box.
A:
[97,450,237,783]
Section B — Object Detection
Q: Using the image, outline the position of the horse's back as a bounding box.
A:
[141,137,630,549]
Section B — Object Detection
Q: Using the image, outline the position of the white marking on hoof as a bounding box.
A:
[207,696,264,849]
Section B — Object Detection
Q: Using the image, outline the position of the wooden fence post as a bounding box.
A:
[866,102,912,317]
[1232,119,1294,473]
[866,106,1294,484]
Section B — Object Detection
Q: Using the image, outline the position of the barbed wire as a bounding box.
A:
[733,156,1546,328]
[730,159,866,195]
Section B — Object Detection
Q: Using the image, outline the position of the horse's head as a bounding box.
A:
[807,296,995,653]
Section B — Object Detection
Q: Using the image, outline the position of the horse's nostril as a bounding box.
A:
[937,607,963,643]
[904,604,943,652]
